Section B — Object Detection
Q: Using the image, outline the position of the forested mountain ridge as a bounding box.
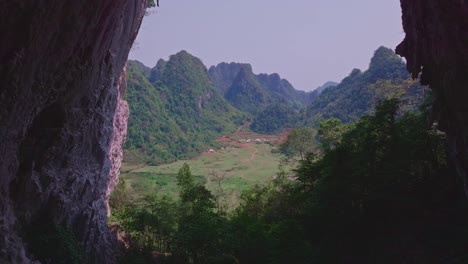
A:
[208,62,253,96]
[148,58,167,83]
[125,52,315,153]
[251,46,425,134]
[224,67,276,116]
[124,47,424,163]
[209,62,312,110]
[125,51,247,164]
[301,46,425,126]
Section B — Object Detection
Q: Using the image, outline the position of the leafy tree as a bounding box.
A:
[316,118,349,153]
[228,99,465,263]
[279,127,316,160]
[209,170,228,214]
[109,178,130,216]
[173,164,230,263]
[176,163,195,195]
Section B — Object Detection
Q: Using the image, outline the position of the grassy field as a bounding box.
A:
[121,141,288,207]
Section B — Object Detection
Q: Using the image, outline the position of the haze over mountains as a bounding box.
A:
[125,46,424,164]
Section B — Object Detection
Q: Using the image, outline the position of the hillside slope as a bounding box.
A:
[302,46,424,125]
[209,62,312,111]
[125,51,246,164]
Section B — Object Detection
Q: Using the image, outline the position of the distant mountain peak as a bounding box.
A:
[208,62,254,96]
[367,46,409,81]
[149,59,167,83]
[368,46,403,70]
[209,61,312,110]
[128,60,151,78]
[315,81,338,93]
[211,62,253,73]
[303,46,423,126]
[175,50,191,56]
[125,51,246,164]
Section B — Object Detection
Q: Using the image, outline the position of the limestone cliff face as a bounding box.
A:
[0,1,146,263]
[106,67,130,217]
[397,0,468,194]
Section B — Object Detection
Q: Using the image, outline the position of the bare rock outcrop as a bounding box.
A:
[0,1,146,263]
[397,0,468,194]
[107,67,130,217]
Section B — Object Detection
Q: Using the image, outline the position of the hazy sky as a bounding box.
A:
[129,0,404,91]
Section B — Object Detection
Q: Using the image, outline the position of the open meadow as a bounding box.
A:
[121,128,292,207]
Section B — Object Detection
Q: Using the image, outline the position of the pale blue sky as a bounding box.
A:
[129,0,404,91]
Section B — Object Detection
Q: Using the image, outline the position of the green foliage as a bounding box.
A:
[113,164,232,263]
[119,194,177,254]
[176,163,193,187]
[301,47,424,126]
[110,178,130,215]
[209,63,311,110]
[175,164,222,263]
[224,67,272,116]
[255,72,311,109]
[114,100,468,262]
[316,118,350,153]
[227,99,466,263]
[117,47,465,263]
[120,142,286,203]
[125,53,247,165]
[293,99,463,262]
[250,104,299,134]
[229,175,313,264]
[279,127,316,160]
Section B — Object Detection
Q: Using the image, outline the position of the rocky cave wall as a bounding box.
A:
[0,1,146,263]
[397,0,468,194]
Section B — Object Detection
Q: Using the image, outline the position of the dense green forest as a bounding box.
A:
[114,47,468,263]
[125,47,425,163]
[209,62,311,109]
[125,51,247,164]
[301,46,424,126]
[112,98,468,263]
[251,47,424,134]
[124,51,312,164]
[250,103,299,134]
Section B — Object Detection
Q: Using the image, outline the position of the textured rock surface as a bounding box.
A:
[397,0,468,195]
[106,67,130,217]
[0,1,145,263]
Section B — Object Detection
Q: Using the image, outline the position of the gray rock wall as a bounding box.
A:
[0,1,146,263]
